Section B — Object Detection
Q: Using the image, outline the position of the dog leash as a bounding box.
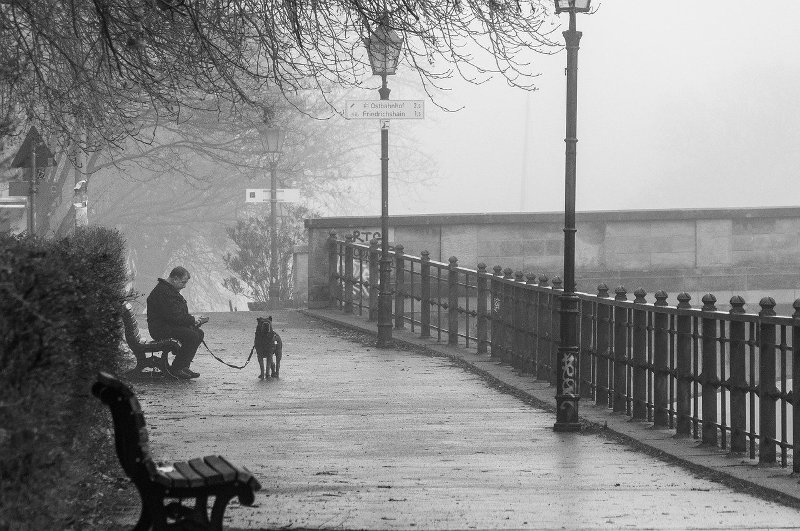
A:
[201,339,256,370]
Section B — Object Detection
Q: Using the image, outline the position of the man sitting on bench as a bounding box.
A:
[146,266,209,380]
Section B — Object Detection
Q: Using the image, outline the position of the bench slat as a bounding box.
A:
[218,456,261,489]
[173,461,208,489]
[203,455,238,483]
[158,466,190,489]
[145,460,172,488]
[188,457,224,485]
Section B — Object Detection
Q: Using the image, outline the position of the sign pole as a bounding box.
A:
[269,160,280,303]
[28,142,36,235]
[11,127,55,236]
[376,73,393,347]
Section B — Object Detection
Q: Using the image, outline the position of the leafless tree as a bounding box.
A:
[0,0,559,154]
[85,87,435,309]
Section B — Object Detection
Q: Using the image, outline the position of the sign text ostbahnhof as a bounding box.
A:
[345,100,425,120]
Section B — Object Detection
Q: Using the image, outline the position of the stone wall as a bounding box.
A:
[304,208,800,313]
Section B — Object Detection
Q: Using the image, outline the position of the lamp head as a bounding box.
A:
[554,0,591,13]
[364,21,403,76]
[260,126,285,154]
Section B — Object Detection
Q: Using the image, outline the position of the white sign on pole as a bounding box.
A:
[245,188,301,203]
[345,100,425,120]
[245,189,267,203]
[276,188,301,202]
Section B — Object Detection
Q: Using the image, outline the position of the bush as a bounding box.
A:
[0,227,130,529]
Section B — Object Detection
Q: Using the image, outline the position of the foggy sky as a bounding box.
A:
[370,1,800,216]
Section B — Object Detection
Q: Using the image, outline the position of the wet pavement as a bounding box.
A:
[115,310,800,530]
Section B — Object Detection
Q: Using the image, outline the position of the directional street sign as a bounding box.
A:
[11,126,55,169]
[345,100,425,120]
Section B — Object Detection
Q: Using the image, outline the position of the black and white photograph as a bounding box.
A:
[3,1,800,529]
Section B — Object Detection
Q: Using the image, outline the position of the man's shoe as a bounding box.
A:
[184,368,200,378]
[165,364,183,378]
[174,368,193,380]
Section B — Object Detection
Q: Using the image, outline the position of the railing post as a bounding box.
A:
[580,292,593,400]
[595,284,611,408]
[343,235,354,314]
[551,276,563,386]
[728,295,747,453]
[394,244,405,329]
[491,265,503,359]
[613,286,628,413]
[652,290,669,427]
[420,251,431,338]
[632,288,648,421]
[759,296,777,464]
[476,263,489,354]
[328,230,338,308]
[368,238,379,321]
[448,256,459,346]
[525,273,538,374]
[536,274,550,381]
[513,271,526,370]
[675,292,693,437]
[792,299,800,473]
[502,267,514,364]
[701,293,719,446]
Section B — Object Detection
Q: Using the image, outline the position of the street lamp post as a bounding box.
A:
[261,125,285,306]
[553,0,590,432]
[364,19,403,347]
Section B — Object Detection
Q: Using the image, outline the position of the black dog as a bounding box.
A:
[254,316,282,379]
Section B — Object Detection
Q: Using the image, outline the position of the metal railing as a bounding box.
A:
[327,232,799,470]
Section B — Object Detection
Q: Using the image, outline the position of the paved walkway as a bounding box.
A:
[117,310,800,530]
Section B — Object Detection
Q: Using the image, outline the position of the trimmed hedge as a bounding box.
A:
[0,227,130,529]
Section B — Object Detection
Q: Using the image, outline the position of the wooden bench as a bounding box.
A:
[92,371,262,530]
[122,302,182,376]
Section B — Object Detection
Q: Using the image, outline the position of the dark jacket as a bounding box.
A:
[146,278,195,336]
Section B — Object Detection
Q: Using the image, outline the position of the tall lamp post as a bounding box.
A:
[261,125,286,306]
[364,19,403,347]
[553,0,590,432]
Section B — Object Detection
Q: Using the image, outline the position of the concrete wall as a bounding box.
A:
[304,208,800,313]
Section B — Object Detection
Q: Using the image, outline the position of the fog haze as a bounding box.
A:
[373,1,800,216]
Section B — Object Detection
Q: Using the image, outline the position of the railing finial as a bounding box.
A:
[654,290,668,306]
[633,287,647,304]
[701,293,717,312]
[597,283,609,298]
[729,295,746,314]
[614,286,627,301]
[676,292,692,309]
[759,296,776,317]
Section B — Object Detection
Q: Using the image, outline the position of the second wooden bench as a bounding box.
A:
[92,371,262,530]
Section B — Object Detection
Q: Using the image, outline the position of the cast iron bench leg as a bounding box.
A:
[194,495,209,523]
[210,490,237,528]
